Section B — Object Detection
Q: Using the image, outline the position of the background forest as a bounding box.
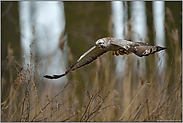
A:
[1,1,182,122]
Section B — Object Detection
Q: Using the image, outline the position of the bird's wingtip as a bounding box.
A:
[43,75,54,79]
[43,73,67,79]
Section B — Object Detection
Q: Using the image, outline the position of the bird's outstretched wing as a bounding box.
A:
[44,46,108,79]
[110,38,167,57]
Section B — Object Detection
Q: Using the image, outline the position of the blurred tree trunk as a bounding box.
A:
[111,1,128,77]
[153,1,166,83]
[19,1,67,94]
[131,1,147,84]
[111,1,133,120]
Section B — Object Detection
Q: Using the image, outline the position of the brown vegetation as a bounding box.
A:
[1,5,182,122]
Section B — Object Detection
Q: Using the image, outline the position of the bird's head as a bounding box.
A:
[95,39,108,48]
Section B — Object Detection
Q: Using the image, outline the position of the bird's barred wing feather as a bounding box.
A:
[44,46,108,79]
[110,38,167,57]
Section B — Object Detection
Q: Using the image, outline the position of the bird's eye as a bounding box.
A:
[98,42,102,44]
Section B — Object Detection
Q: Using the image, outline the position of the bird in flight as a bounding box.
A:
[44,37,167,79]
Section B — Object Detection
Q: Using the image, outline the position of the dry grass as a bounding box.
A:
[1,7,182,122]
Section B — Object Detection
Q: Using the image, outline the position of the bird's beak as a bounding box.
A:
[95,42,98,46]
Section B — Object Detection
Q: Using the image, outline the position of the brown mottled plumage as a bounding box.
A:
[44,37,167,79]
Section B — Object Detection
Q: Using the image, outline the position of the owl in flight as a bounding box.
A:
[44,37,167,79]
